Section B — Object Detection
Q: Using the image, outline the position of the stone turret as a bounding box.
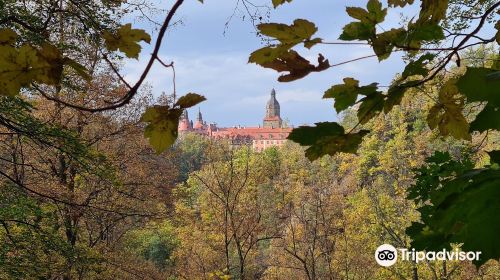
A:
[194,108,204,129]
[263,89,282,128]
[178,109,191,131]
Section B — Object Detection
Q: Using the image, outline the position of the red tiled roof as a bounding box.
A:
[211,127,291,140]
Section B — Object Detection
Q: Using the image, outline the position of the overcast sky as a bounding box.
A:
[122,0,415,127]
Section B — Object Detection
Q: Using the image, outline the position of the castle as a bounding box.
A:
[178,89,292,151]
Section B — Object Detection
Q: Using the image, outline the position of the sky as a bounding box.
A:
[122,0,417,127]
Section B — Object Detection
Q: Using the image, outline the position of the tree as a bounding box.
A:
[264,144,344,280]
[2,0,500,277]
[172,132,211,183]
[264,88,499,280]
[0,0,206,154]
[250,0,500,265]
[173,142,283,279]
[0,77,181,279]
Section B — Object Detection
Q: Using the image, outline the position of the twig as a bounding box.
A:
[39,0,186,112]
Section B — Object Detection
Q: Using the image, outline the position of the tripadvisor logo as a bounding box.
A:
[375,244,482,267]
[375,244,397,267]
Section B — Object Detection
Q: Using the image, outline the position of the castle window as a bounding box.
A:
[269,134,273,138]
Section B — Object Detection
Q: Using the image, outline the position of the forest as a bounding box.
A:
[1,0,500,279]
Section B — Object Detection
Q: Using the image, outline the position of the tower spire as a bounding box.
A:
[197,107,203,122]
[263,88,282,128]
[194,107,204,129]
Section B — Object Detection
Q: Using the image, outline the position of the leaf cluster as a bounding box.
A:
[249,19,328,82]
[407,151,500,267]
[0,29,90,97]
[141,93,206,154]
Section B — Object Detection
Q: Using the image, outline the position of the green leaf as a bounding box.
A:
[174,93,206,108]
[417,0,449,24]
[249,46,288,64]
[287,122,369,160]
[141,106,183,154]
[407,151,473,203]
[457,67,500,105]
[288,122,344,146]
[323,78,359,113]
[372,28,406,60]
[257,19,318,47]
[427,80,471,140]
[486,71,500,81]
[339,22,375,41]
[357,91,384,124]
[409,22,445,41]
[272,0,292,8]
[366,0,386,23]
[346,7,371,22]
[103,23,151,59]
[323,78,379,113]
[469,104,500,132]
[402,53,435,79]
[408,168,500,267]
[383,80,421,113]
[456,67,500,133]
[487,150,500,165]
[346,0,386,24]
[303,38,322,49]
[388,0,415,7]
[384,85,405,113]
[403,22,445,51]
[0,45,40,96]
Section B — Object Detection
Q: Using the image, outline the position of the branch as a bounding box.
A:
[40,0,186,112]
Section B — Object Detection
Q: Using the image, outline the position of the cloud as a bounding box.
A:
[121,0,410,127]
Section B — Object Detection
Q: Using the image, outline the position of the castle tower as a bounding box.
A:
[178,109,191,131]
[263,89,282,128]
[194,108,204,129]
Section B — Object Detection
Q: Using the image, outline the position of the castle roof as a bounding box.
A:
[211,126,292,140]
[179,88,290,142]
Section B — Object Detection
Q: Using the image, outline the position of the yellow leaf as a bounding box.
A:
[141,106,183,154]
[272,0,292,8]
[0,28,17,45]
[34,43,63,85]
[174,93,206,108]
[103,23,151,59]
[0,45,40,96]
[258,19,318,48]
[427,80,471,140]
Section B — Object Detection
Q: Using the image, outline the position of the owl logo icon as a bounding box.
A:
[375,244,398,266]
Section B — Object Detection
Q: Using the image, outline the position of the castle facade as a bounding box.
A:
[178,89,292,151]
